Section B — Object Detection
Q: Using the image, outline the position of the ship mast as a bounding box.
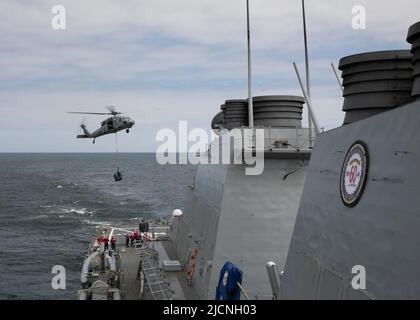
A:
[246,0,254,128]
[301,0,314,147]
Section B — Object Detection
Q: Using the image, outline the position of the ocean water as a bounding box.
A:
[0,153,196,299]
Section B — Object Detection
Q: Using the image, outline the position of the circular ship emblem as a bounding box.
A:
[340,141,369,207]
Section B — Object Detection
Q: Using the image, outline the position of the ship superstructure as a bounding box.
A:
[279,21,420,300]
[171,95,312,299]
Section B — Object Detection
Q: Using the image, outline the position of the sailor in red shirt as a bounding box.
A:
[103,236,109,251]
[97,236,104,245]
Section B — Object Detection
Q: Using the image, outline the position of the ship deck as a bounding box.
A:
[118,239,198,300]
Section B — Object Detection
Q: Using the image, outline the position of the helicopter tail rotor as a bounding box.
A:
[80,123,90,136]
[77,118,86,134]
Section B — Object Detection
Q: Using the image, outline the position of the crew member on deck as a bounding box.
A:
[125,234,130,247]
[130,232,135,247]
[111,236,116,251]
[104,236,109,251]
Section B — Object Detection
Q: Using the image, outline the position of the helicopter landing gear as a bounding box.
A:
[126,129,130,133]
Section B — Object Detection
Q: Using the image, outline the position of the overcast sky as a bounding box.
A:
[0,0,419,152]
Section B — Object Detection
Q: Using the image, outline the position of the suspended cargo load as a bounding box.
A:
[113,170,122,182]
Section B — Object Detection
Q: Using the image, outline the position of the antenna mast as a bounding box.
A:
[331,62,344,93]
[293,63,321,134]
[301,0,313,147]
[247,0,254,128]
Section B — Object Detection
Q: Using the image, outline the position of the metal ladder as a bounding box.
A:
[135,241,173,300]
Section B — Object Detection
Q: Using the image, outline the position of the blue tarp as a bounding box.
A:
[215,262,243,300]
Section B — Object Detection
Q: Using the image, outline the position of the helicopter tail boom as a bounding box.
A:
[77,124,92,138]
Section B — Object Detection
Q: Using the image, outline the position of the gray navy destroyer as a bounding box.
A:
[78,7,420,300]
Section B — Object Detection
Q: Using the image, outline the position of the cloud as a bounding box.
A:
[0,0,418,151]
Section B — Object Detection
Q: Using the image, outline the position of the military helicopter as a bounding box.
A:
[68,106,135,144]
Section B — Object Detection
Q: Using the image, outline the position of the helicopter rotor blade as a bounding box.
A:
[105,106,122,115]
[67,112,110,115]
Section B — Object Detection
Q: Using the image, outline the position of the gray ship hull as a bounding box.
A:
[280,100,420,299]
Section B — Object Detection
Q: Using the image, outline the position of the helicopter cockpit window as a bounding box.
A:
[107,121,113,130]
